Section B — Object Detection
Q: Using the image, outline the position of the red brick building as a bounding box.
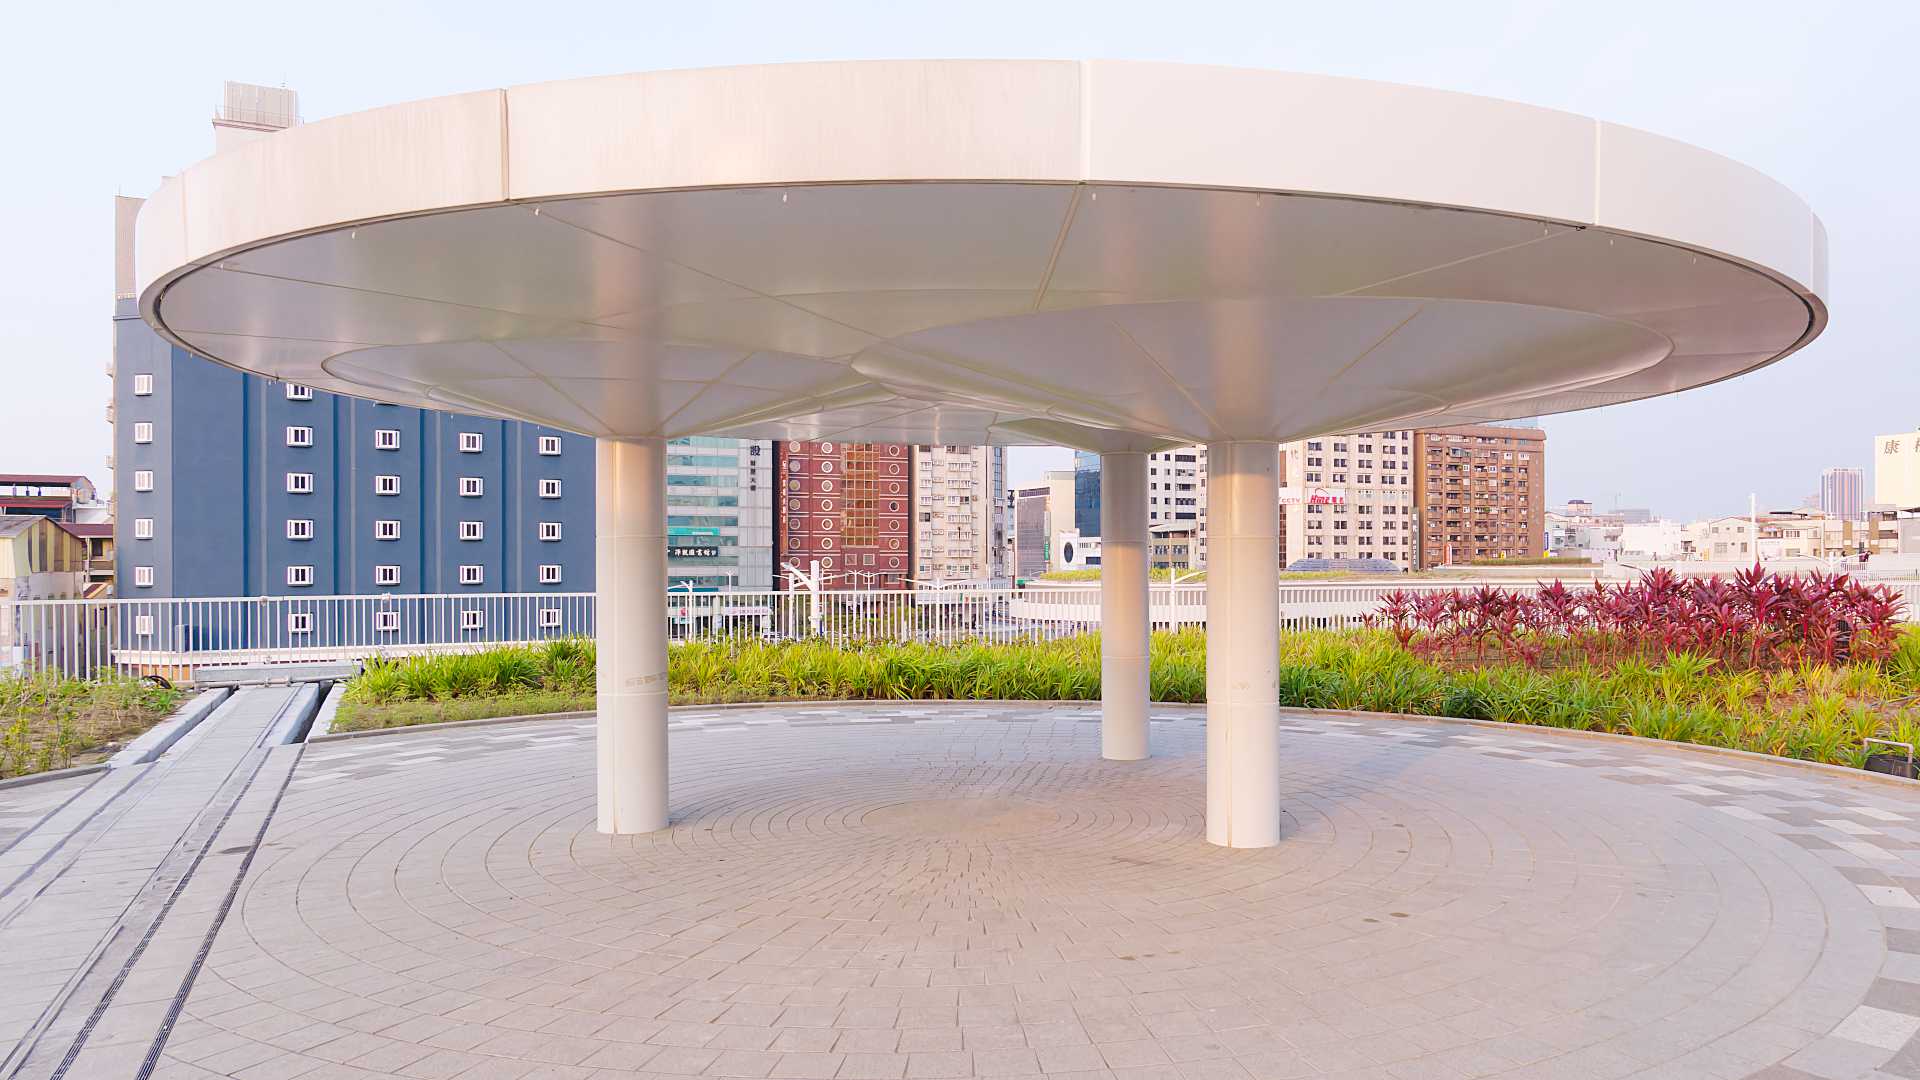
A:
[776,442,913,590]
[1411,425,1546,568]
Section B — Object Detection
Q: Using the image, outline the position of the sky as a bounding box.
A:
[3,0,1914,520]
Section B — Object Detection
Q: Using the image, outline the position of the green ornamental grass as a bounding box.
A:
[331,625,1920,772]
[0,672,182,779]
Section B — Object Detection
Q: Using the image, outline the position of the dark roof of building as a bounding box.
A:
[59,522,113,538]
[0,473,91,486]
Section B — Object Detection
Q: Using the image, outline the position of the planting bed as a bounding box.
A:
[337,608,1920,772]
[0,671,182,778]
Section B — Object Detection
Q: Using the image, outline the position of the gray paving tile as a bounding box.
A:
[21,701,1920,1077]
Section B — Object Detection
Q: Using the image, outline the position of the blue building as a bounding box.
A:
[109,77,776,616]
[1070,448,1207,538]
[1073,451,1102,535]
[111,302,595,600]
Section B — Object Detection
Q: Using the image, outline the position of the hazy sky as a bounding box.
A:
[5,0,1914,519]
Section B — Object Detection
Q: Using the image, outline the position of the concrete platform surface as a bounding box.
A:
[88,702,1919,1080]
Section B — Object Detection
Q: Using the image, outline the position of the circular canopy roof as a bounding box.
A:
[136,60,1827,451]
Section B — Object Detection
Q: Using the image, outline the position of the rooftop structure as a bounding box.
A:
[0,474,98,521]
[130,59,1828,846]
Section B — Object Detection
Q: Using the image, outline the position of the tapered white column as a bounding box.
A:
[1204,441,1281,848]
[597,436,669,834]
[1100,451,1150,760]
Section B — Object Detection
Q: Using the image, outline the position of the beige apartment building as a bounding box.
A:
[1278,431,1416,567]
[1876,430,1920,509]
[1687,516,1756,561]
[911,445,1006,584]
[1684,511,1877,562]
[1149,522,1201,572]
[1411,425,1546,568]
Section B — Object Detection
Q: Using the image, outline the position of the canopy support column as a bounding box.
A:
[1100,451,1150,761]
[596,436,669,834]
[1204,441,1281,848]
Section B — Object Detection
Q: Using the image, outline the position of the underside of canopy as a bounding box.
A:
[136,61,1827,448]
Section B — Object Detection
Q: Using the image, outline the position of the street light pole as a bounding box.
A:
[780,560,824,639]
[1165,567,1203,631]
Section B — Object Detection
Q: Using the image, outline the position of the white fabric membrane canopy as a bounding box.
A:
[135,60,1828,451]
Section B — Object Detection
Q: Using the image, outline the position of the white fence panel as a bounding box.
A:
[1,577,1914,683]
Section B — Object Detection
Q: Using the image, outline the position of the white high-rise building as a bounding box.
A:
[1059,448,1210,570]
[1278,430,1416,567]
[911,445,1006,584]
[1147,447,1207,566]
[667,437,775,590]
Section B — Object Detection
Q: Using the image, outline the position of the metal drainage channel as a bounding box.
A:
[3,681,329,1080]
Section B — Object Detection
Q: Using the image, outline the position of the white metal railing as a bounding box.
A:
[0,593,596,682]
[2,578,1916,683]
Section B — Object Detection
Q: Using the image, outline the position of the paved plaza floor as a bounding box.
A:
[11,702,1920,1079]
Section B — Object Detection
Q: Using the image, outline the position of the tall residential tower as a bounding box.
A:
[1820,467,1863,520]
[1411,424,1547,568]
[1278,430,1415,567]
[911,444,1006,584]
[775,441,913,589]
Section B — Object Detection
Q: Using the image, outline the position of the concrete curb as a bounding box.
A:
[312,710,594,742]
[308,697,1920,793]
[308,684,344,739]
[309,699,1111,741]
[0,763,109,792]
[110,688,234,768]
[1299,706,1920,792]
[265,682,325,745]
[191,660,361,688]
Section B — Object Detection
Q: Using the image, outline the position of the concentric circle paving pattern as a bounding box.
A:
[156,705,1920,1080]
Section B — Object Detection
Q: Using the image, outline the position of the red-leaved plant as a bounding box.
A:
[1377,565,1907,672]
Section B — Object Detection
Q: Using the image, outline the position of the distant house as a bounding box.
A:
[58,522,115,597]
[0,515,100,673]
[0,516,90,600]
[0,474,98,522]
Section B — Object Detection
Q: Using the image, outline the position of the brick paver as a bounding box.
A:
[109,703,1920,1079]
